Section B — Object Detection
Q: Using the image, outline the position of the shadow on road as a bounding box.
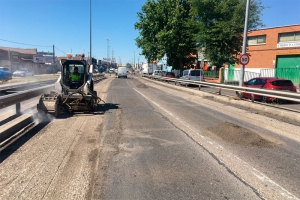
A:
[0,120,51,163]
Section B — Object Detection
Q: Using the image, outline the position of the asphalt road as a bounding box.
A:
[1,75,300,200]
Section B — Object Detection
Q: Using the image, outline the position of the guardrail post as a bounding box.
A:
[219,88,221,95]
[199,85,201,90]
[251,94,254,102]
[16,102,21,115]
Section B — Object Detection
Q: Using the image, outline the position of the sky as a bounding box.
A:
[1,0,300,65]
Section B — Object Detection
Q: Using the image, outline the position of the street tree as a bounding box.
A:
[135,0,198,71]
[189,0,265,69]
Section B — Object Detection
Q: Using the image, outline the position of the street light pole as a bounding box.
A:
[90,0,92,65]
[239,0,250,86]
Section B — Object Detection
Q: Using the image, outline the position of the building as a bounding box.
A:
[0,46,58,74]
[241,24,300,72]
[0,47,37,72]
[224,24,300,87]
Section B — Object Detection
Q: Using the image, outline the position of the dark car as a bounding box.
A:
[0,67,10,71]
[242,77,297,102]
[0,69,12,81]
[164,72,176,78]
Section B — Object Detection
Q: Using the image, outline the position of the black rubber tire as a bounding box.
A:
[260,96,267,103]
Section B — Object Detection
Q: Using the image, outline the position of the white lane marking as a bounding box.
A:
[134,88,299,200]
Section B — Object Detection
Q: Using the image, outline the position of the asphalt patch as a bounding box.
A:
[207,122,277,148]
[136,84,148,88]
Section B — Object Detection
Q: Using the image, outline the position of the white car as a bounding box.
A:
[13,68,34,77]
[152,70,166,76]
[180,69,204,86]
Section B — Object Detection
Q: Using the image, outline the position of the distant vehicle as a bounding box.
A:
[152,70,166,76]
[0,67,10,72]
[142,63,157,75]
[13,68,34,77]
[163,72,176,78]
[0,69,12,81]
[98,65,105,73]
[109,68,115,73]
[241,77,297,102]
[117,67,127,78]
[180,69,204,86]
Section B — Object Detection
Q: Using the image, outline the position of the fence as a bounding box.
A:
[223,69,260,85]
[204,70,219,78]
[222,68,300,88]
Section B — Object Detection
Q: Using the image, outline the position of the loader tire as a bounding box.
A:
[54,96,61,118]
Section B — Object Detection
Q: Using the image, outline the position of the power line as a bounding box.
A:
[0,38,52,48]
[0,38,68,55]
[54,46,66,55]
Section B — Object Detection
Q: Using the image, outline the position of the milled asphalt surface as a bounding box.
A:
[93,77,261,199]
[94,75,300,199]
[1,74,300,200]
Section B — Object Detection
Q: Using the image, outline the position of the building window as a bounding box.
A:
[279,32,300,42]
[247,35,266,45]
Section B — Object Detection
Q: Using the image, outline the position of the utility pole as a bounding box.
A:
[112,49,114,66]
[239,0,250,86]
[52,45,55,73]
[106,39,110,66]
[134,51,135,69]
[90,0,92,65]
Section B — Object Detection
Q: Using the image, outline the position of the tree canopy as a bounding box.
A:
[189,0,264,68]
[135,0,198,70]
[135,0,264,70]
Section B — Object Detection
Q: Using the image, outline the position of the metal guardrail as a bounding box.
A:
[0,73,106,112]
[0,84,54,113]
[143,75,300,103]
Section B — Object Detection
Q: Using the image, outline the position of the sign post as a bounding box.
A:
[239,0,250,86]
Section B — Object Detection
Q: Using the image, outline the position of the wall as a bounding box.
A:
[235,24,300,70]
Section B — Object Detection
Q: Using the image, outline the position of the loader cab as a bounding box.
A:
[61,59,88,90]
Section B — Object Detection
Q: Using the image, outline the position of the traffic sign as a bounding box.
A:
[239,53,250,65]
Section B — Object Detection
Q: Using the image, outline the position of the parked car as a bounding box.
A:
[152,70,166,76]
[0,67,10,71]
[0,69,12,81]
[180,69,204,86]
[13,68,34,77]
[241,77,297,102]
[163,72,176,78]
[109,68,115,73]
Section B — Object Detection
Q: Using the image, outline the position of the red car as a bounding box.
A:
[242,77,297,102]
[163,72,176,78]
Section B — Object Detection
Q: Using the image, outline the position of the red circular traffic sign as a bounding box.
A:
[239,54,250,65]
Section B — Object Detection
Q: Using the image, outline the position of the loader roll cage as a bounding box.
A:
[61,59,88,90]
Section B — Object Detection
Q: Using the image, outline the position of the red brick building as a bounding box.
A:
[235,24,300,72]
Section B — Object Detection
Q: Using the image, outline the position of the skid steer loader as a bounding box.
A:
[37,54,101,117]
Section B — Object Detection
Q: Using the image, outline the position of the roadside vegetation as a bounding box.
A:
[134,0,265,71]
